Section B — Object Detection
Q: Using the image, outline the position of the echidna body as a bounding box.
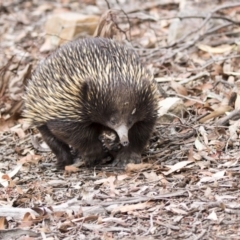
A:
[24,37,159,168]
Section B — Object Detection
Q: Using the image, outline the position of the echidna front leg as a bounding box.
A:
[37,124,74,169]
[113,120,156,166]
[46,121,106,167]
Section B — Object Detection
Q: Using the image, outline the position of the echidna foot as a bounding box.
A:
[82,147,108,167]
[56,151,74,169]
[112,151,141,167]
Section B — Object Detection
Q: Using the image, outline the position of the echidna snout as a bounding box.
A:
[114,124,129,147]
[106,114,132,147]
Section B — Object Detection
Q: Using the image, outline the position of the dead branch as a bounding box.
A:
[216,109,240,126]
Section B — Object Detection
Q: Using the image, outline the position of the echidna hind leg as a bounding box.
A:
[46,120,107,167]
[37,124,74,169]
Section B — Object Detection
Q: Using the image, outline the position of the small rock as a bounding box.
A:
[157,97,185,123]
[41,12,99,51]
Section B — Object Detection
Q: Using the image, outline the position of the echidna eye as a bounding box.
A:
[110,117,116,125]
[128,119,133,126]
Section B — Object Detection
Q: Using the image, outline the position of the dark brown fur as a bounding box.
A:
[24,37,159,169]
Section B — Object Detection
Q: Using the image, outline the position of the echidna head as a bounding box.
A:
[82,76,157,148]
[104,102,137,147]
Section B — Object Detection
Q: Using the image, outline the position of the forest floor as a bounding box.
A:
[1,0,240,239]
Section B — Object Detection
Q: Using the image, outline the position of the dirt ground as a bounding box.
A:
[1,0,240,239]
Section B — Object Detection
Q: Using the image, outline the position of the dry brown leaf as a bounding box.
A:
[211,64,223,76]
[20,212,35,228]
[197,170,226,185]
[0,217,8,230]
[10,126,26,139]
[80,187,95,202]
[64,165,80,172]
[192,152,202,161]
[171,81,188,96]
[8,64,32,101]
[95,175,116,185]
[158,174,169,186]
[223,59,233,75]
[95,175,120,196]
[0,164,22,187]
[125,163,152,172]
[108,175,119,196]
[34,2,53,15]
[201,82,213,90]
[187,147,194,161]
[143,171,159,181]
[16,185,24,194]
[199,105,233,123]
[0,117,15,132]
[117,174,129,181]
[167,207,188,215]
[139,32,157,48]
[59,221,75,232]
[18,154,42,165]
[1,174,13,187]
[163,161,194,176]
[112,202,153,214]
[197,44,233,54]
[102,232,114,240]
[183,99,195,107]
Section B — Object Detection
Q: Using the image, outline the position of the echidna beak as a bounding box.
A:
[114,124,129,147]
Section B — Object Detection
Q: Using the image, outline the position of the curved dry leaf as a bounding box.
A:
[197,44,233,54]
[0,164,22,187]
[163,160,194,175]
[199,105,233,123]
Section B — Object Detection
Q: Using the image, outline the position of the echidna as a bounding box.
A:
[23,37,159,169]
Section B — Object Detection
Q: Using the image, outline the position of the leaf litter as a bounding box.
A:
[1,0,240,239]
